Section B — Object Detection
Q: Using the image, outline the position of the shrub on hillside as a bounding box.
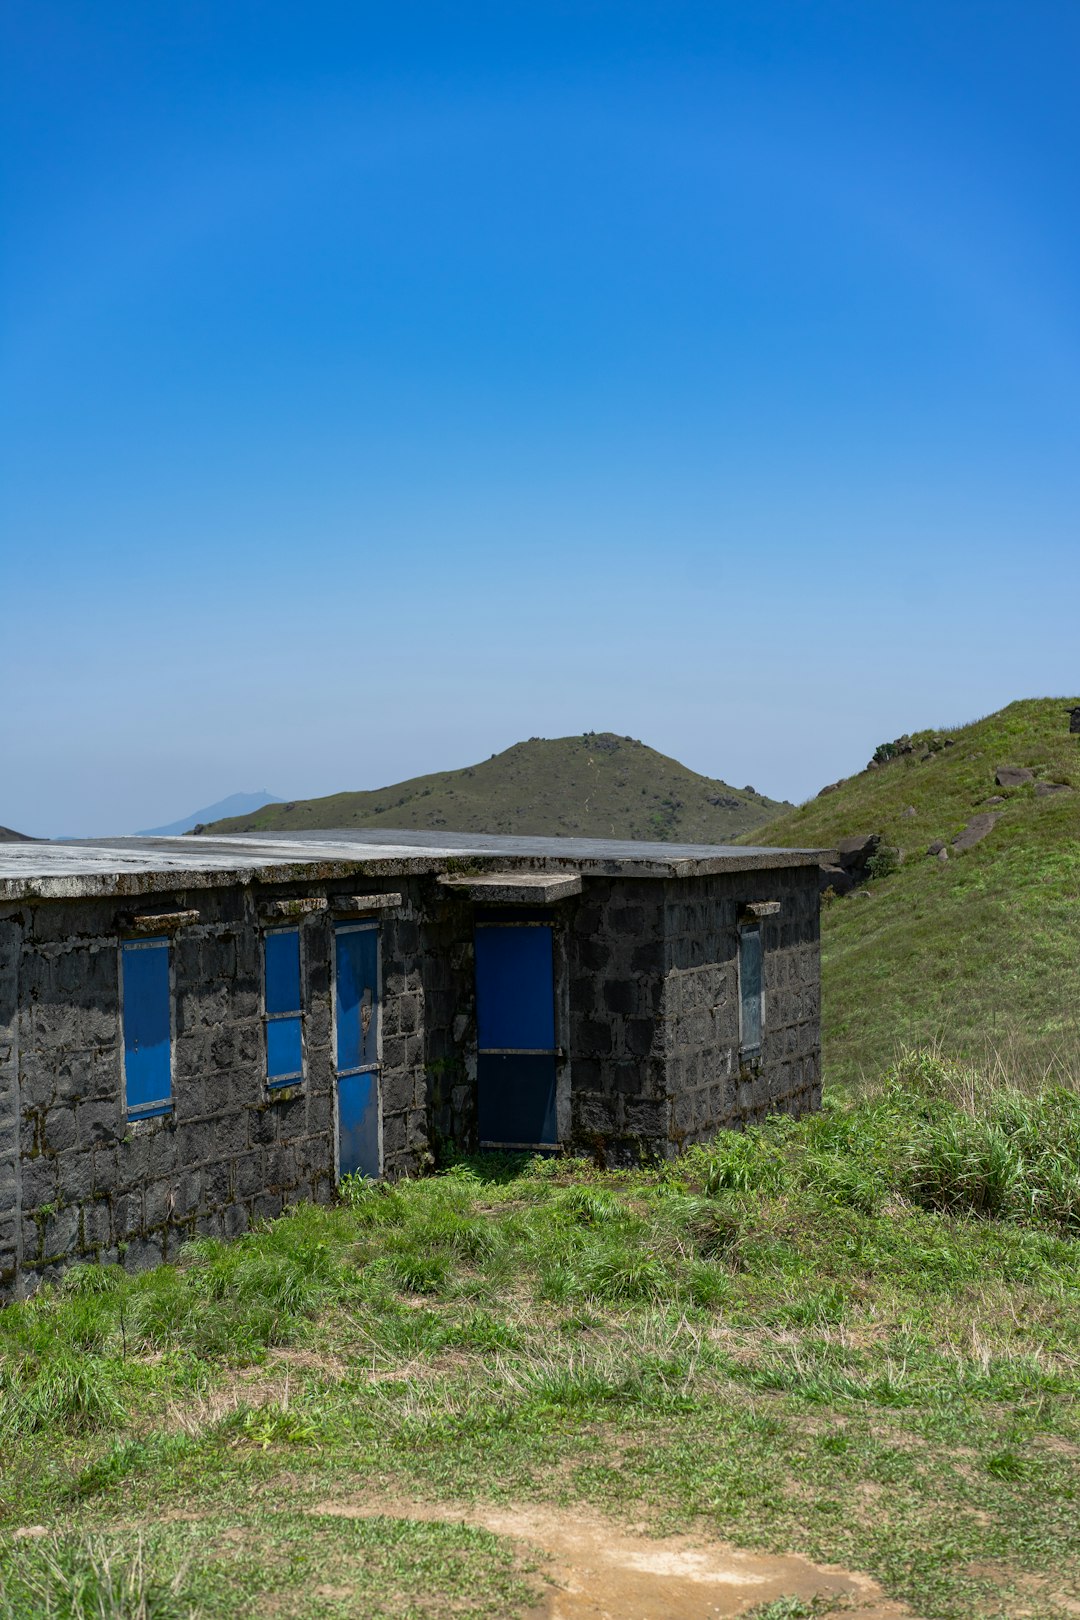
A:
[866,844,901,880]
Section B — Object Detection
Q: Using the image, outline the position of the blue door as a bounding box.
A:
[475,922,558,1147]
[334,924,381,1178]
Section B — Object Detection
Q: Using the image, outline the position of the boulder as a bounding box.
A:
[835,833,881,872]
[816,779,846,797]
[995,766,1034,787]
[1068,706,1080,735]
[952,813,1000,853]
[1035,780,1072,798]
[901,805,917,818]
[936,846,949,863]
[927,839,946,856]
[818,864,855,897]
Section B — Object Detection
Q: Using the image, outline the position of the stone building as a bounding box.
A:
[0,829,824,1298]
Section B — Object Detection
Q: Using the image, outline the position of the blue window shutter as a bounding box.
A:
[122,939,173,1117]
[264,928,301,1015]
[267,1015,304,1080]
[264,927,303,1084]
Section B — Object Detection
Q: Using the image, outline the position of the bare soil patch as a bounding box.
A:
[312,1496,914,1618]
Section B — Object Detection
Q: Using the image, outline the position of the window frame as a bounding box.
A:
[737,922,764,1059]
[119,935,175,1121]
[262,924,306,1089]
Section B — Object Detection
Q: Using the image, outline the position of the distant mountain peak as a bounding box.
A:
[198,737,790,843]
[137,790,282,838]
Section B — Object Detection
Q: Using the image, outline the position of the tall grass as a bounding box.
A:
[0,1535,192,1620]
[685,1045,1080,1236]
[0,1201,364,1444]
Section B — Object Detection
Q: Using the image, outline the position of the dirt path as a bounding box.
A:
[313,1497,914,1619]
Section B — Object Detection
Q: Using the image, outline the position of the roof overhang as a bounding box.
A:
[0,830,829,904]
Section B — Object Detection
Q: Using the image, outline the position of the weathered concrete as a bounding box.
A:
[0,829,826,903]
[437,872,583,904]
[0,831,825,1297]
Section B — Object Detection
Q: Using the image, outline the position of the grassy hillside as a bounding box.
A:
[746,698,1080,1085]
[4,1055,1080,1619]
[203,732,790,842]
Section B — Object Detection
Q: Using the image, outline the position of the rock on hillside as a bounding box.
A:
[201,733,791,844]
[743,698,1080,1084]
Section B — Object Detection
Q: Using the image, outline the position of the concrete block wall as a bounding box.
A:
[421,890,481,1158]
[0,876,427,1299]
[368,900,429,1176]
[0,919,21,1288]
[566,868,820,1163]
[661,868,820,1150]
[567,882,672,1161]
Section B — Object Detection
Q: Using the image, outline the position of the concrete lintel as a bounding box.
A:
[257,896,328,921]
[331,893,404,914]
[437,871,583,904]
[118,908,201,935]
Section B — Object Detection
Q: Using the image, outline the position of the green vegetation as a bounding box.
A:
[202,732,789,843]
[3,1050,1080,1617]
[746,697,1080,1083]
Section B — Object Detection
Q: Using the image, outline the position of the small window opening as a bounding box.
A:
[121,937,173,1119]
[738,924,763,1057]
[264,927,304,1086]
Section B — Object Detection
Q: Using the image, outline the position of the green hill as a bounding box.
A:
[744,697,1080,1085]
[203,732,790,843]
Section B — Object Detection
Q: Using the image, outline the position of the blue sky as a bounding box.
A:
[3,2,1078,836]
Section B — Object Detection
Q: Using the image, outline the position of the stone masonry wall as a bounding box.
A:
[566,868,820,1164]
[661,867,821,1150]
[0,875,427,1299]
[567,881,670,1162]
[0,918,21,1290]
[421,889,480,1160]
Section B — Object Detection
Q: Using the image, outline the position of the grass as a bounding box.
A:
[745,696,1080,1083]
[2,1048,1080,1617]
[203,731,789,842]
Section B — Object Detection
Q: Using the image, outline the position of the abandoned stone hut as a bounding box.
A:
[0,829,825,1298]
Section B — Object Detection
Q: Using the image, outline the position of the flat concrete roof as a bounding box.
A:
[0,828,828,903]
